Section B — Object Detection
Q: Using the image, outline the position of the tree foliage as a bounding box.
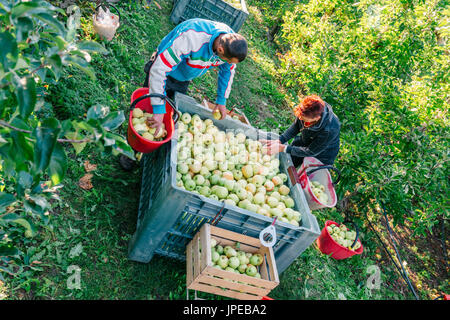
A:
[252,0,449,233]
[0,0,134,280]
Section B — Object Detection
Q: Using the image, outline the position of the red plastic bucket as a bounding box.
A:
[316,220,363,260]
[127,88,179,153]
[298,157,341,210]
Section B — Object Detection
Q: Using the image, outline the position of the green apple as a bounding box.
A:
[283,208,295,220]
[246,203,259,213]
[184,179,196,191]
[132,108,144,118]
[272,175,283,186]
[209,174,221,185]
[278,173,288,182]
[181,112,192,124]
[251,175,265,187]
[217,255,229,269]
[253,192,265,205]
[270,191,281,201]
[216,245,224,255]
[245,264,258,277]
[199,186,211,197]
[250,253,263,266]
[245,183,256,195]
[235,188,248,200]
[209,194,219,201]
[211,251,220,263]
[193,174,205,186]
[242,165,254,179]
[238,199,251,209]
[177,163,189,174]
[238,263,247,273]
[228,256,240,269]
[224,179,236,192]
[279,185,290,196]
[213,109,221,120]
[224,199,236,206]
[267,196,279,208]
[264,180,275,191]
[214,186,229,199]
[283,196,295,208]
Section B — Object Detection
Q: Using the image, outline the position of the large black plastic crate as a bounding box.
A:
[170,0,249,32]
[128,93,321,274]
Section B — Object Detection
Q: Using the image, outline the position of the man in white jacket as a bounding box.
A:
[120,18,248,170]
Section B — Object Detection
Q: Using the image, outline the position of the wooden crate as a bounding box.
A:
[202,99,251,126]
[186,224,279,300]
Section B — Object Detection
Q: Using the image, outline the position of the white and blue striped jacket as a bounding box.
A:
[149,18,237,113]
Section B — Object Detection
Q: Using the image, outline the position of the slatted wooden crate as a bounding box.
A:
[186,223,279,300]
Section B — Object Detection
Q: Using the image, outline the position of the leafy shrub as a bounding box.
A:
[0,0,133,281]
[251,0,449,233]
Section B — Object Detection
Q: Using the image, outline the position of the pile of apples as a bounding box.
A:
[175,112,302,226]
[310,180,329,204]
[210,238,263,278]
[131,108,167,141]
[326,223,361,250]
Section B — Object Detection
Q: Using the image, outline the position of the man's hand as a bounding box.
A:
[260,139,286,156]
[212,104,227,120]
[146,113,164,137]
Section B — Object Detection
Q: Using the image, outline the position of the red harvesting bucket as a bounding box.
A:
[127,88,179,153]
[316,220,363,260]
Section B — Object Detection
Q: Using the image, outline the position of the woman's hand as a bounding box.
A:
[260,139,286,155]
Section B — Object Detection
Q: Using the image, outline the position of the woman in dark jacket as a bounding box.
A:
[260,95,340,167]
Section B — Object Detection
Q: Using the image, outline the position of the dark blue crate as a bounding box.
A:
[128,93,321,274]
[171,0,249,32]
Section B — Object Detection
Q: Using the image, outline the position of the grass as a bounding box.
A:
[1,0,442,300]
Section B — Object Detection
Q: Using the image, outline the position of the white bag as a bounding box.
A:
[92,6,120,41]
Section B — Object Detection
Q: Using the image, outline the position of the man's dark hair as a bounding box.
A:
[220,33,248,62]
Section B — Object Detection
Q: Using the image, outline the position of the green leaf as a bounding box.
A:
[11,1,43,18]
[0,245,20,258]
[76,40,109,55]
[87,104,110,120]
[103,133,116,146]
[15,17,34,43]
[101,111,125,131]
[65,131,87,154]
[0,0,13,12]
[48,143,67,186]
[33,118,61,175]
[40,33,67,51]
[10,217,36,237]
[32,11,66,35]
[16,76,37,119]
[111,138,135,160]
[47,54,62,79]
[17,170,33,197]
[0,32,18,71]
[0,192,15,213]
[10,116,31,131]
[28,195,49,211]
[0,133,7,145]
[62,55,95,80]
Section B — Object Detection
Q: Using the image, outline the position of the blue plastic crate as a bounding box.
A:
[170,0,249,32]
[128,93,321,274]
